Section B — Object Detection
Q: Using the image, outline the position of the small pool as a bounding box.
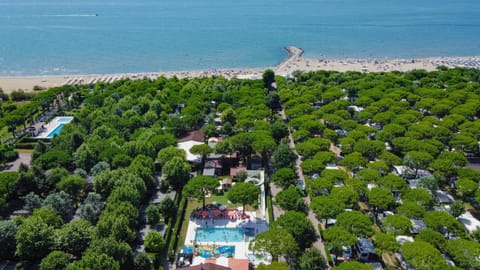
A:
[195,228,244,242]
[183,245,235,258]
[57,116,73,123]
[46,124,66,138]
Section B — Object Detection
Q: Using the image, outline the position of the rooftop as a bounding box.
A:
[179,130,205,143]
[458,211,480,233]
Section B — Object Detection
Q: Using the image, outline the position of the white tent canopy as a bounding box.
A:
[177,141,203,163]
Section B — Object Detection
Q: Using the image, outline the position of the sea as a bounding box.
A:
[0,0,479,76]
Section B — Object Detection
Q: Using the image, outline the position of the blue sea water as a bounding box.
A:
[0,0,479,76]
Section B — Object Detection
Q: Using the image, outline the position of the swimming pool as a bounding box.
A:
[57,116,74,123]
[183,245,235,258]
[46,124,66,138]
[195,228,244,242]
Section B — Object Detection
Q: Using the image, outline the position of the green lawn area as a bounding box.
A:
[0,126,10,143]
[178,199,201,252]
[15,148,33,154]
[206,192,240,208]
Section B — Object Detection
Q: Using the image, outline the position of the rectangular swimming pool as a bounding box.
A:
[57,116,74,123]
[46,124,66,138]
[195,228,244,242]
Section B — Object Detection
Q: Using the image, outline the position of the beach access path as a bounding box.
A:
[278,108,329,265]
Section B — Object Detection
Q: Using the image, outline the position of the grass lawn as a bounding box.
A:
[178,199,202,252]
[0,126,10,143]
[15,148,34,154]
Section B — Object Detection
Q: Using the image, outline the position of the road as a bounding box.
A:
[269,177,285,219]
[278,108,329,263]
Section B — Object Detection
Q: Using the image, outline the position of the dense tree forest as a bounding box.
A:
[1,67,480,269]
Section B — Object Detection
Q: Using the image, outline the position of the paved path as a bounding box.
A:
[269,179,285,220]
[3,152,31,172]
[278,108,329,264]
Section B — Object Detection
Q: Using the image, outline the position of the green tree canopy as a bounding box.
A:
[272,143,297,169]
[456,178,478,198]
[331,261,373,270]
[336,211,374,238]
[382,214,412,235]
[249,228,299,261]
[16,216,54,261]
[311,196,344,221]
[56,175,86,200]
[374,232,399,252]
[403,151,433,177]
[162,156,191,191]
[397,201,426,219]
[32,207,64,228]
[275,186,305,212]
[40,251,71,270]
[367,187,396,212]
[400,241,447,270]
[55,219,93,257]
[402,188,434,207]
[298,247,327,270]
[182,175,219,208]
[227,182,259,213]
[445,239,480,269]
[133,252,152,270]
[257,262,289,270]
[323,226,357,251]
[424,211,464,236]
[144,231,165,253]
[67,251,119,270]
[272,167,297,189]
[156,146,186,167]
[145,204,160,225]
[274,211,318,251]
[415,228,446,250]
[340,152,368,171]
[0,220,17,259]
[330,186,359,208]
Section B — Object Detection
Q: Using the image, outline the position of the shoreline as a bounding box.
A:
[1,46,480,93]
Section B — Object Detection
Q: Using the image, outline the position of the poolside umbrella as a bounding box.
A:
[202,211,209,218]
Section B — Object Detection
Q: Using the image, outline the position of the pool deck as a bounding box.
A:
[185,211,269,259]
[35,116,73,139]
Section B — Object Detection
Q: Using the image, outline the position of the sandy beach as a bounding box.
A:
[1,46,480,93]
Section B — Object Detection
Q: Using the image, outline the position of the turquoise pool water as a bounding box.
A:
[183,245,235,258]
[47,124,65,138]
[57,117,73,123]
[195,228,244,242]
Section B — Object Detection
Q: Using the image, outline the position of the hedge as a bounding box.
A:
[167,195,187,262]
[266,182,275,223]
